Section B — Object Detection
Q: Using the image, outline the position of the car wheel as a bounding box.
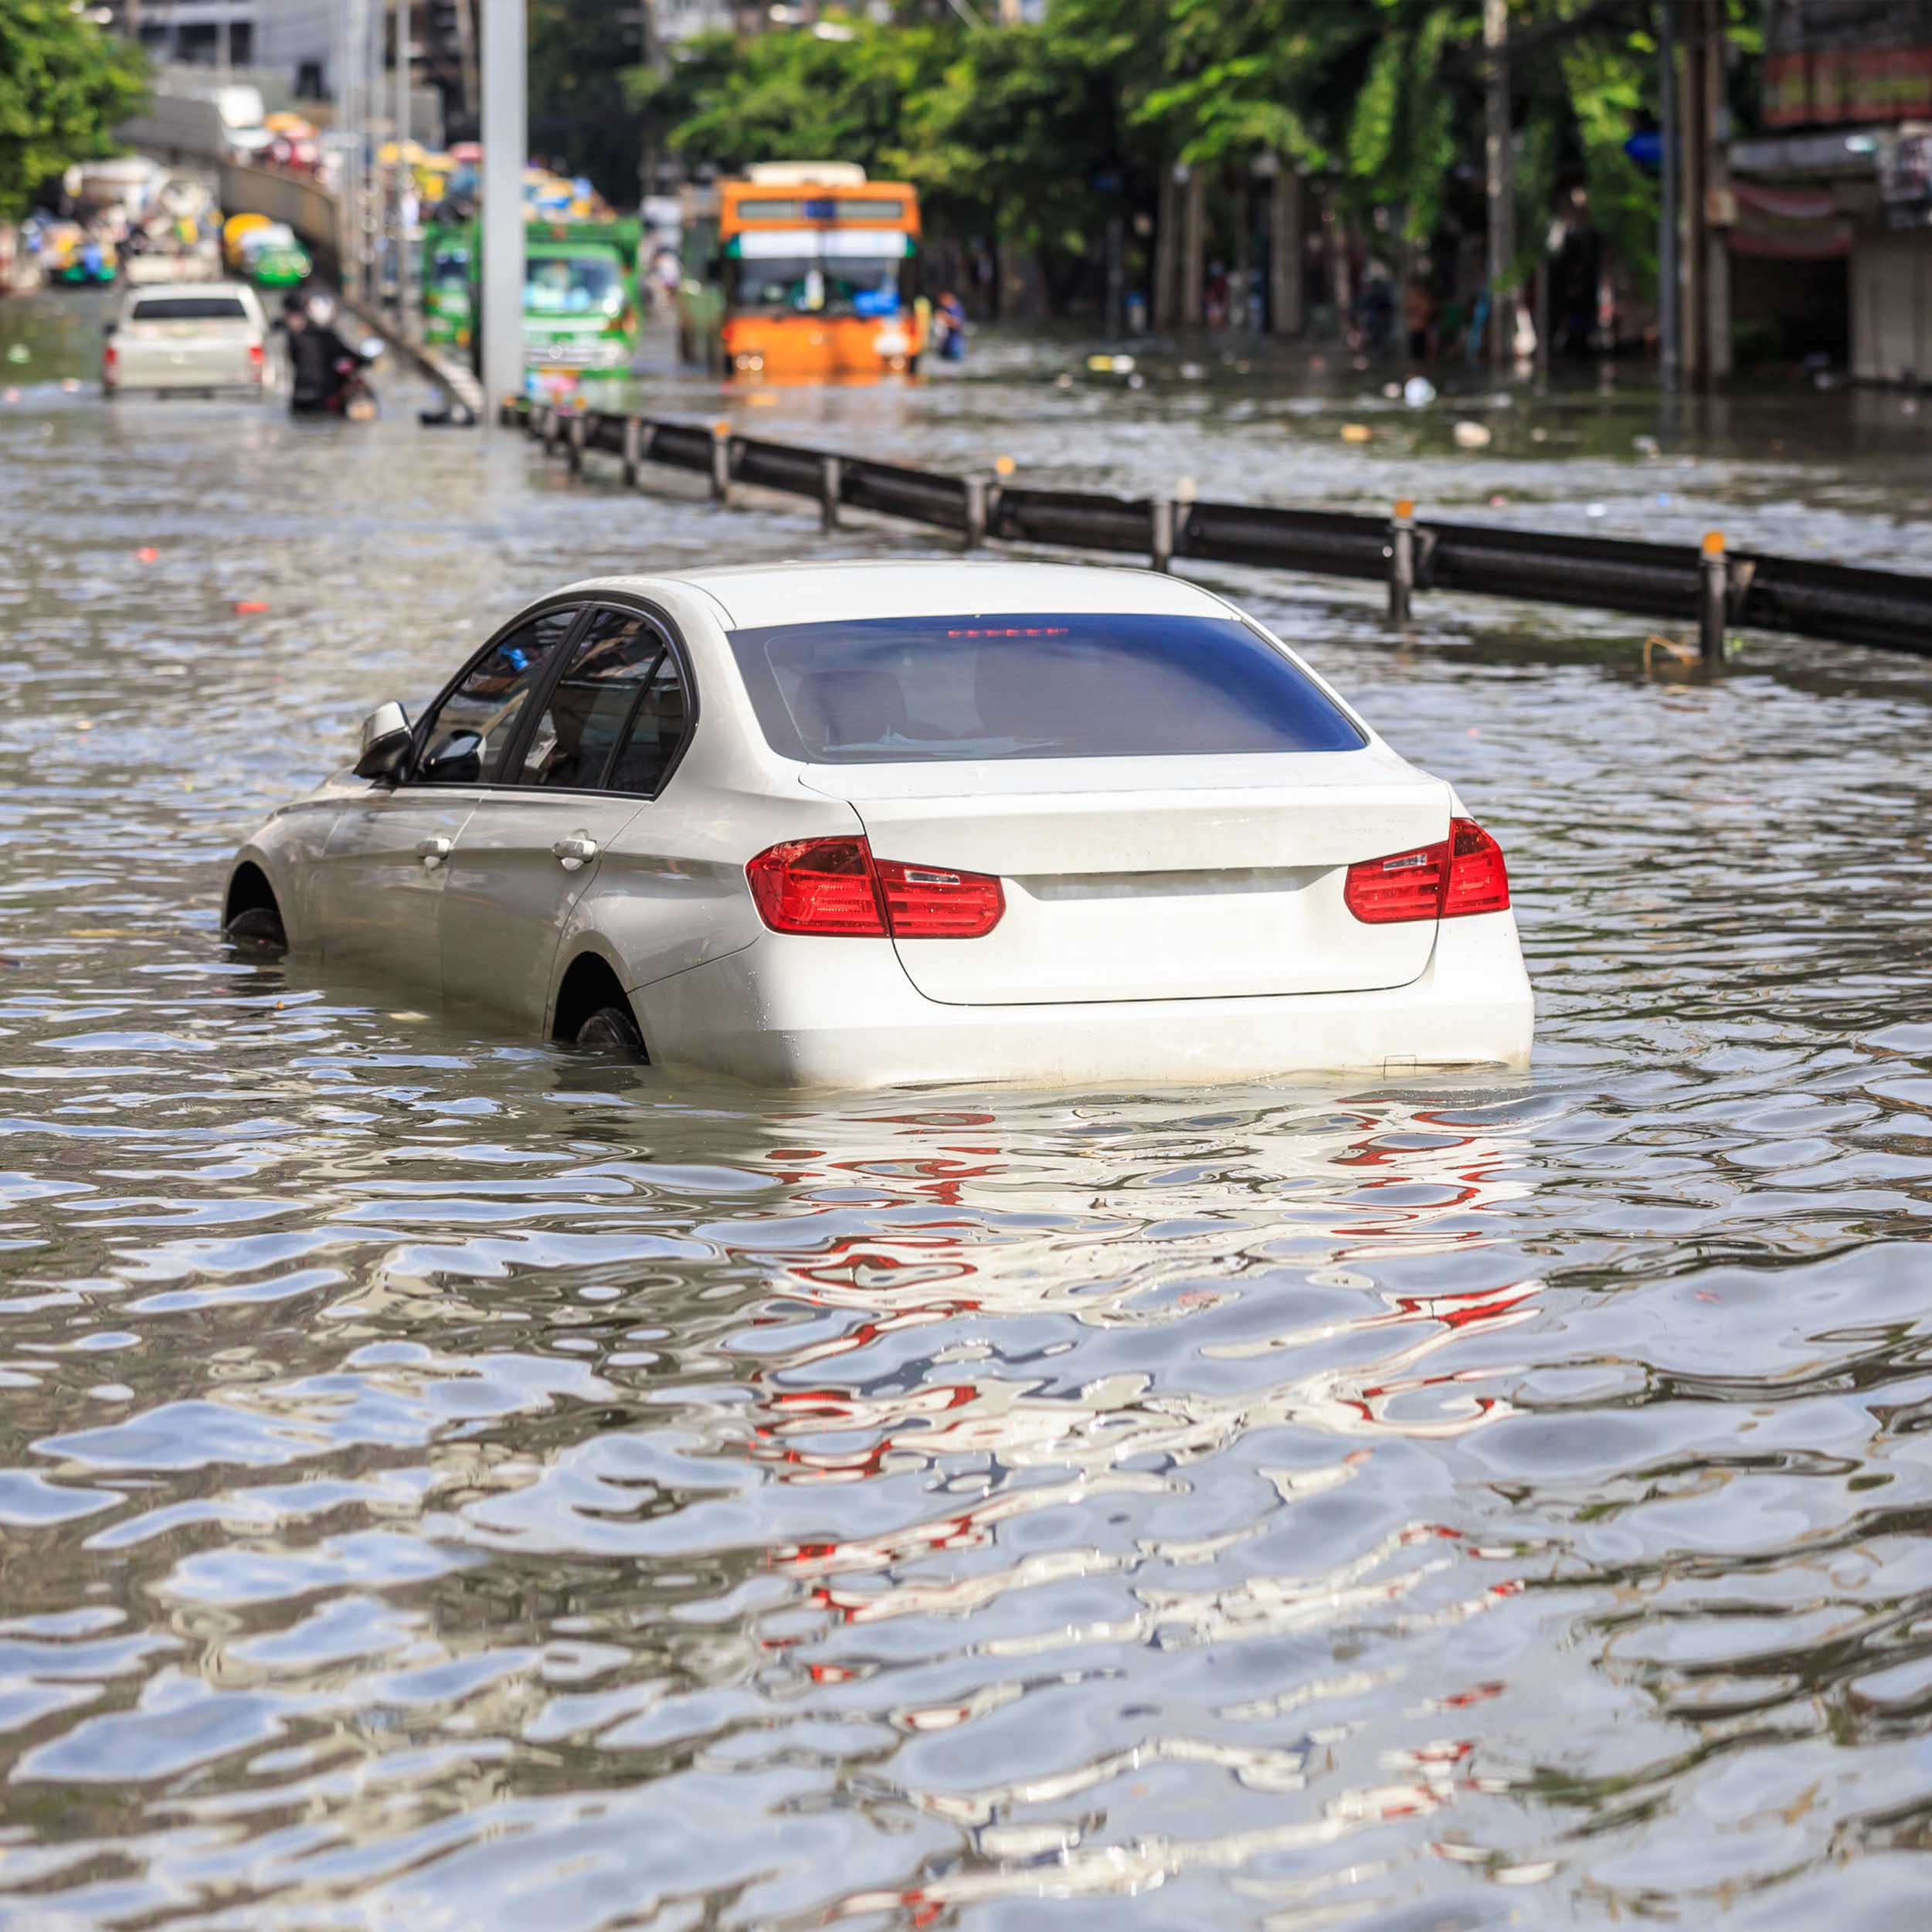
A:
[225,905,287,952]
[575,1003,642,1054]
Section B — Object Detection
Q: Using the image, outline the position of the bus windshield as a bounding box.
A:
[728,256,904,317]
[525,255,623,315]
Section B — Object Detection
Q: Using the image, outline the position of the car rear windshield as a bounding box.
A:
[727,611,1367,764]
[130,296,250,321]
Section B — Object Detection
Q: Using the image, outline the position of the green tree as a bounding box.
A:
[635,16,958,183]
[0,0,147,222]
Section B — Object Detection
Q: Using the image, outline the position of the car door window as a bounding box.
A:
[515,609,668,790]
[416,608,580,786]
[606,647,691,796]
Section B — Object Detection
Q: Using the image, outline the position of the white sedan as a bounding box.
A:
[103,280,271,396]
[226,562,1533,1085]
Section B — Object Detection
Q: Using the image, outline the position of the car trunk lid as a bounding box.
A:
[803,754,1450,1005]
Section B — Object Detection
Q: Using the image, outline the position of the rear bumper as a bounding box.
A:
[633,912,1533,1088]
[110,363,265,392]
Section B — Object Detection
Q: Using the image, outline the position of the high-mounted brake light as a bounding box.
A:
[1343,817,1510,925]
[748,836,1003,939]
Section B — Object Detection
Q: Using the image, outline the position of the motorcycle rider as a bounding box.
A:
[283,292,368,415]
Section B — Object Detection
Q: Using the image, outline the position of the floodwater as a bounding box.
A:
[4,290,1932,1930]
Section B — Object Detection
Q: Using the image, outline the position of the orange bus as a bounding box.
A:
[693,162,925,382]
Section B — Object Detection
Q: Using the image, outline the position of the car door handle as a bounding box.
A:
[552,834,599,871]
[416,835,452,869]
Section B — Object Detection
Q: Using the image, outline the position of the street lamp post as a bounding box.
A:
[480,0,527,414]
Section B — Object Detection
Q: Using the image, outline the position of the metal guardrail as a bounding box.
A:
[517,398,1932,661]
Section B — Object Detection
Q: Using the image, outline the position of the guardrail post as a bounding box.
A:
[1150,498,1176,573]
[566,412,586,474]
[621,416,643,487]
[711,420,733,507]
[1389,497,1416,625]
[820,454,842,533]
[963,474,989,552]
[1699,531,1728,666]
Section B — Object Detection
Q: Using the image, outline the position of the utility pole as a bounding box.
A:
[480,0,527,412]
[339,0,364,299]
[638,0,660,212]
[1659,0,1681,390]
[1483,0,1515,371]
[395,0,413,331]
[456,0,480,138]
[365,0,384,297]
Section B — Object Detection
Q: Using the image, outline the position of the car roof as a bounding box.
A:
[574,559,1233,630]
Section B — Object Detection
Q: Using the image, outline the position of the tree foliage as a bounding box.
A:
[0,0,147,222]
[579,1,1757,307]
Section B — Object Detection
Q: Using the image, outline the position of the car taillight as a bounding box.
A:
[103,342,117,372]
[1441,817,1509,918]
[747,836,1003,939]
[249,341,265,365]
[1343,817,1510,925]
[874,857,1005,938]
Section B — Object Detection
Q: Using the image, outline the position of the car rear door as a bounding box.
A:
[311,606,582,996]
[439,606,682,1028]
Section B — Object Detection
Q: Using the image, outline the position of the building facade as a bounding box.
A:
[1734,0,1932,380]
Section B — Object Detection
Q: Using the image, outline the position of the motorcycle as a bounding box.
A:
[325,339,384,420]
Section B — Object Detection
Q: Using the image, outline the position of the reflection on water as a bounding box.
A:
[4,290,1932,1928]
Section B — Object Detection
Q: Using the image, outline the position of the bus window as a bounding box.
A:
[729,253,907,317]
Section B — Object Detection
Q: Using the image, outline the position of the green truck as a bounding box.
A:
[423,218,643,385]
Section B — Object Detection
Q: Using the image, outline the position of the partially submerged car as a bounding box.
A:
[103,281,271,396]
[226,561,1533,1085]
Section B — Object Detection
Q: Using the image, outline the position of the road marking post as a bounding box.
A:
[711,419,733,507]
[820,453,841,532]
[1390,497,1417,626]
[1699,531,1728,665]
[1150,497,1175,573]
[963,474,989,552]
[621,416,643,486]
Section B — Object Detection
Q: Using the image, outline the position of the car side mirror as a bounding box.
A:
[354,700,413,783]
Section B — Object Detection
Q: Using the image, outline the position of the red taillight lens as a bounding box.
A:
[747,837,1003,939]
[1441,817,1509,918]
[1343,817,1510,925]
[249,341,265,366]
[1344,838,1450,924]
[874,857,1005,938]
[104,343,117,371]
[748,837,885,935]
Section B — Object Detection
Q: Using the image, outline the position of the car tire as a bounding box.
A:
[226,905,287,952]
[575,1003,643,1055]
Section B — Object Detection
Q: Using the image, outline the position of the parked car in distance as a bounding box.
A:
[103,281,272,396]
[225,561,1534,1087]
